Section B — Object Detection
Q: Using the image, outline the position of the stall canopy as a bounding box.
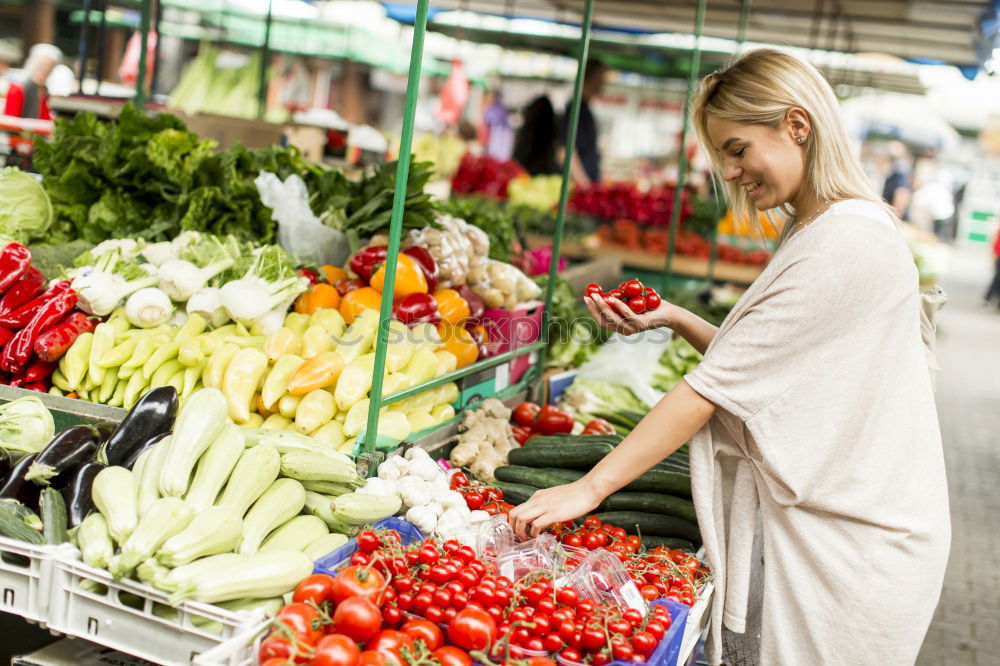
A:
[389,0,998,69]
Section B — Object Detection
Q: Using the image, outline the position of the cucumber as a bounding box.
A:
[507,442,614,469]
[593,511,700,542]
[598,492,697,523]
[494,466,581,489]
[40,488,69,544]
[623,469,692,497]
[0,503,44,544]
[491,481,539,505]
[0,499,42,531]
[653,458,690,474]
[523,434,623,447]
[640,535,695,552]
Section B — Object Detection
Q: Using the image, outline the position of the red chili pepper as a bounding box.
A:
[0,328,12,349]
[33,311,95,362]
[0,268,45,316]
[0,289,78,373]
[349,246,389,283]
[0,281,72,329]
[23,359,56,383]
[0,243,33,295]
[401,246,438,292]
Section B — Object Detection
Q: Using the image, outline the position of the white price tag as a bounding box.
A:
[620,581,647,612]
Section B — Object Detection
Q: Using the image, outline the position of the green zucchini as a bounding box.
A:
[592,511,700,542]
[507,442,615,469]
[523,434,623,447]
[491,481,539,505]
[0,503,44,544]
[598,492,697,523]
[40,488,69,544]
[0,499,42,531]
[640,535,695,551]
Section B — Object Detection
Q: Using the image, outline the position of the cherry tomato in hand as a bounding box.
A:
[644,291,661,310]
[623,280,644,299]
[628,296,647,314]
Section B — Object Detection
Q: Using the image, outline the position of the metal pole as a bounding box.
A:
[134,0,151,106]
[76,0,93,95]
[94,0,108,93]
[661,0,706,295]
[150,0,162,98]
[537,0,594,375]
[708,0,749,286]
[258,0,273,119]
[362,0,430,455]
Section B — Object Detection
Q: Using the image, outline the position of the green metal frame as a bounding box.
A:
[134,0,152,106]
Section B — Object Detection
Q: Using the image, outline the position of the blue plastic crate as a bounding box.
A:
[605,600,688,666]
[313,518,424,577]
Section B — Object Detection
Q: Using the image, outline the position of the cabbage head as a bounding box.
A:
[0,166,53,244]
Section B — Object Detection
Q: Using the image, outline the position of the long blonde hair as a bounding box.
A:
[691,48,891,239]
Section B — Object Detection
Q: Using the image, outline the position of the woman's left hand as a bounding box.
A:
[508,479,604,540]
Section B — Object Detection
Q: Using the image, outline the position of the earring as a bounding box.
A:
[797,136,805,144]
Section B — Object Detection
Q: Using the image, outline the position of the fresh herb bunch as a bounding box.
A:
[34,104,317,245]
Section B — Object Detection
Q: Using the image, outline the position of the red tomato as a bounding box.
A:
[261,659,288,666]
[293,573,335,606]
[602,293,618,307]
[433,646,474,666]
[367,629,414,656]
[331,566,387,605]
[512,402,541,427]
[585,283,602,296]
[333,596,383,642]
[628,296,646,314]
[609,289,625,300]
[259,634,308,664]
[275,602,322,644]
[357,531,379,552]
[581,418,616,435]
[536,405,574,435]
[582,516,602,529]
[644,292,661,310]
[401,618,444,650]
[581,627,606,650]
[644,621,667,639]
[450,471,470,489]
[358,650,401,666]
[464,491,485,510]
[631,631,657,655]
[447,608,497,651]
[623,280,644,299]
[312,634,362,666]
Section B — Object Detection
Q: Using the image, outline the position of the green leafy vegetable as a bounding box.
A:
[0,166,53,244]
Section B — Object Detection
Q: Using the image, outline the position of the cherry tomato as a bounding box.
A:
[418,545,440,566]
[383,606,403,628]
[402,619,444,651]
[358,650,401,666]
[447,608,497,651]
[613,644,635,661]
[622,609,644,627]
[644,292,661,310]
[456,545,476,564]
[563,533,583,548]
[544,633,564,652]
[259,635,308,664]
[396,593,414,611]
[494,587,512,606]
[582,516,602,529]
[631,631,656,655]
[293,573,335,606]
[351,551,372,566]
[331,566,387,605]
[628,296,647,314]
[582,532,603,550]
[585,283,603,296]
[450,471,470,489]
[602,293,618,307]
[261,659,288,666]
[640,585,660,602]
[526,637,545,651]
[626,535,641,551]
[357,531,379,553]
[623,280,644,299]
[433,646,473,666]
[312,634,362,666]
[610,288,624,300]
[594,652,612,666]
[464,491,485,510]
[560,649,582,663]
[425,605,445,624]
[367,629,415,657]
[581,627,606,650]
[333,596,383,642]
[512,402,541,427]
[433,588,452,608]
[645,621,667,639]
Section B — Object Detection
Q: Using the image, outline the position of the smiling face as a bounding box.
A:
[705,111,810,211]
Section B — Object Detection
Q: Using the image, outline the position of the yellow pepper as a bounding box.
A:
[310,421,346,448]
[221,347,269,422]
[261,413,293,430]
[243,413,265,428]
[261,354,305,409]
[203,342,240,390]
[109,381,126,408]
[98,335,142,369]
[177,313,207,339]
[278,393,302,419]
[166,369,186,394]
[178,336,206,367]
[118,364,135,379]
[263,327,300,361]
[143,339,181,380]
[123,369,150,409]
[283,312,310,337]
[121,334,168,369]
[62,332,93,391]
[97,371,118,404]
[300,325,333,359]
[294,389,337,434]
[310,309,346,338]
[182,362,205,399]
[151,359,184,388]
[51,369,70,392]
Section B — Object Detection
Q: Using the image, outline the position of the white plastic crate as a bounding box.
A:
[192,619,272,666]
[0,535,72,625]
[47,549,269,666]
[679,581,714,663]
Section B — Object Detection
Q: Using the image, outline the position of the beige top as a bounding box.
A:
[684,200,950,665]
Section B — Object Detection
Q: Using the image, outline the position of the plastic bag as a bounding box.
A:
[576,330,669,407]
[255,171,349,267]
[559,548,647,612]
[404,215,475,288]
[468,259,542,310]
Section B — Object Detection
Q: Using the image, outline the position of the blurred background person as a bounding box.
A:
[984,227,1000,311]
[882,140,912,219]
[560,59,608,186]
[513,95,560,175]
[3,43,61,120]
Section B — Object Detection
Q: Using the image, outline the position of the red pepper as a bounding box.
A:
[348,246,389,283]
[0,328,12,349]
[511,425,533,445]
[401,246,438,292]
[0,281,73,329]
[581,418,617,435]
[22,382,47,393]
[23,359,56,383]
[392,293,440,327]
[0,268,45,316]
[297,267,322,285]
[456,285,485,323]
[33,311,96,362]
[536,405,574,435]
[334,277,367,296]
[465,322,489,359]
[0,243,33,295]
[0,288,78,373]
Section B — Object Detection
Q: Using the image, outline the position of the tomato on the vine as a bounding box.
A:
[401,619,444,650]
[463,491,485,510]
[358,650,401,666]
[275,602,323,644]
[582,516,601,529]
[332,566,387,604]
[312,634,362,666]
[513,402,541,427]
[448,607,497,651]
[433,646,473,666]
[293,573,335,606]
[450,471,470,489]
[333,596,383,642]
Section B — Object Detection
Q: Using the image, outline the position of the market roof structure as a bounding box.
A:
[400,0,997,69]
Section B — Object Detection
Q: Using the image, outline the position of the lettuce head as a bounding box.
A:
[0,166,53,244]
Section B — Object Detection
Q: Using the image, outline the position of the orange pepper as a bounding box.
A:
[436,322,479,369]
[294,292,309,314]
[370,254,428,299]
[255,393,274,418]
[433,288,471,326]
[288,351,345,395]
[299,283,341,314]
[339,287,382,324]
[321,265,348,285]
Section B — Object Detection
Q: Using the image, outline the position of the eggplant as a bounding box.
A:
[0,453,41,509]
[24,425,101,487]
[60,461,104,528]
[92,421,117,443]
[121,431,170,470]
[0,448,10,484]
[99,386,177,467]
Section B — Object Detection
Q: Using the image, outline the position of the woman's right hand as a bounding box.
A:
[584,294,675,336]
[508,479,605,540]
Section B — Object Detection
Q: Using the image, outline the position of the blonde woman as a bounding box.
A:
[510,49,950,665]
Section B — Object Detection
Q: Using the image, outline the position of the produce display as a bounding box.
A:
[450,153,526,199]
[569,183,692,227]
